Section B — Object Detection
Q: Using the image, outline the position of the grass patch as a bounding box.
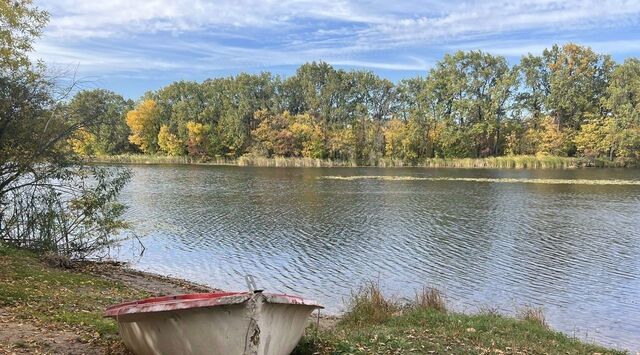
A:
[295,282,625,355]
[0,243,148,345]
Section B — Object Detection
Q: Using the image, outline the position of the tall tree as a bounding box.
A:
[603,58,640,160]
[421,51,516,157]
[544,44,614,130]
[67,89,133,155]
[126,99,161,153]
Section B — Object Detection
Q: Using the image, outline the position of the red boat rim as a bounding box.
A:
[104,291,322,318]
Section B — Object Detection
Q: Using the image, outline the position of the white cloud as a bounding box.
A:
[37,0,640,41]
[368,0,640,47]
[329,59,430,71]
[32,0,640,76]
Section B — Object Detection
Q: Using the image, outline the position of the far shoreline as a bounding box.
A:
[86,154,638,169]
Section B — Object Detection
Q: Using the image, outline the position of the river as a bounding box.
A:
[115,165,640,350]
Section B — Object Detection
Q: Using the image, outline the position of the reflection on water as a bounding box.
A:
[116,165,640,351]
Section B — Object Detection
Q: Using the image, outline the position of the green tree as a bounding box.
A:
[544,44,614,130]
[421,51,517,157]
[1,0,131,258]
[67,89,133,155]
[516,54,550,119]
[604,58,640,160]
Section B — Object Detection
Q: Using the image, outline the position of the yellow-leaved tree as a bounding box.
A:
[328,126,356,161]
[536,116,572,156]
[68,128,98,156]
[384,119,407,159]
[126,99,161,153]
[289,113,325,158]
[157,125,184,156]
[384,119,422,162]
[574,117,612,158]
[186,121,212,157]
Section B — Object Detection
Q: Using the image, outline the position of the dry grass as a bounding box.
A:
[87,154,236,166]
[88,154,638,169]
[341,281,399,325]
[237,155,356,167]
[321,175,640,185]
[516,305,548,328]
[419,155,578,169]
[415,286,446,312]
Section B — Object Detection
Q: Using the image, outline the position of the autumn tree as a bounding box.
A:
[186,121,213,157]
[67,89,133,155]
[126,99,161,153]
[328,126,356,161]
[574,117,612,158]
[157,125,184,156]
[289,113,325,158]
[63,44,640,165]
[251,109,291,157]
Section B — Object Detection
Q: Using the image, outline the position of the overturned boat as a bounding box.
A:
[105,290,322,355]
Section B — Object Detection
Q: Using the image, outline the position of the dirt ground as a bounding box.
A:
[0,309,103,355]
[76,261,215,296]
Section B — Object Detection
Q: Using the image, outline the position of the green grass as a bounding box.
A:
[0,243,148,345]
[0,244,627,354]
[294,282,626,355]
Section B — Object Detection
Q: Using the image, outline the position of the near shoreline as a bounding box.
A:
[0,244,627,354]
[88,154,638,169]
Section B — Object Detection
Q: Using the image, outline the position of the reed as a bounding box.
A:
[516,305,548,328]
[86,154,237,166]
[341,281,399,325]
[419,155,579,169]
[236,155,356,167]
[415,286,446,312]
[88,154,637,169]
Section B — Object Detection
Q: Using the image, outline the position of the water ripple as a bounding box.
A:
[115,165,640,351]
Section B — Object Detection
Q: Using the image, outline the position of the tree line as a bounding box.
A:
[69,46,640,166]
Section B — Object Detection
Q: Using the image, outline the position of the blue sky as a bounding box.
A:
[33,0,640,99]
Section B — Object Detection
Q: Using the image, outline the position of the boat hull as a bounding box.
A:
[106,292,320,355]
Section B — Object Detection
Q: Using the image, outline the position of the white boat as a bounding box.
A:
[105,290,322,355]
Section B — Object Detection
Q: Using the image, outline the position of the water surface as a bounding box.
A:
[116,165,640,350]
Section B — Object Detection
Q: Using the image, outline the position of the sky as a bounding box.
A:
[33,0,640,99]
